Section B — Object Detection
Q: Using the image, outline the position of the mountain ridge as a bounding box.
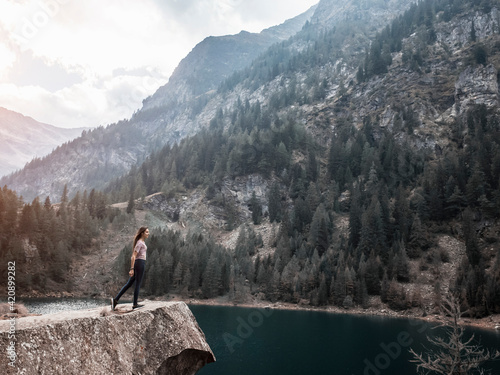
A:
[0,5,321,201]
[0,107,86,178]
[142,4,318,109]
[0,0,417,202]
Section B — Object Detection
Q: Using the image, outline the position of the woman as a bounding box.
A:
[111,226,149,310]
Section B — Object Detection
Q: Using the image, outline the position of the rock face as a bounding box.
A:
[455,64,499,114]
[311,0,414,31]
[436,8,500,48]
[0,301,215,375]
[139,174,271,230]
[142,5,317,109]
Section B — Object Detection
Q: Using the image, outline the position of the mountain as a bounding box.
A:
[5,0,500,219]
[3,0,500,322]
[142,5,317,109]
[99,0,500,319]
[0,0,415,202]
[0,107,85,178]
[0,6,317,202]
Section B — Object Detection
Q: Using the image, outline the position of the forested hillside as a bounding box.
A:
[0,185,128,293]
[0,0,414,202]
[0,6,318,202]
[1,0,500,318]
[106,100,500,316]
[108,0,500,316]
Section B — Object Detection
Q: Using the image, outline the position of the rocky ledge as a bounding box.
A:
[0,301,215,374]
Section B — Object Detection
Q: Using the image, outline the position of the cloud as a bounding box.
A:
[0,0,318,128]
[0,72,167,128]
[6,50,82,92]
[0,43,16,78]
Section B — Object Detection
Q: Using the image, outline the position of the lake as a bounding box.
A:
[22,299,500,375]
[190,305,500,375]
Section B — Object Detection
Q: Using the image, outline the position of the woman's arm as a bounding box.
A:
[129,251,137,276]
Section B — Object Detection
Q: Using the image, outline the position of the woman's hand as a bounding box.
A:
[129,269,134,277]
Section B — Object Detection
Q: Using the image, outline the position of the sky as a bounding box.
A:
[0,0,318,129]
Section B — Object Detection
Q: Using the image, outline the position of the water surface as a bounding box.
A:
[189,305,500,375]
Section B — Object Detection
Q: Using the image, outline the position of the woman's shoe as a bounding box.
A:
[132,304,144,309]
[111,298,117,310]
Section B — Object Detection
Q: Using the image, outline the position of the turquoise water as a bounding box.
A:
[21,299,500,375]
[189,305,500,375]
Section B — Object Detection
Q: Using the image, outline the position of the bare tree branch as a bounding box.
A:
[410,293,500,375]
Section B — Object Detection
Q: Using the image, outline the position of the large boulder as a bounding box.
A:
[0,301,215,374]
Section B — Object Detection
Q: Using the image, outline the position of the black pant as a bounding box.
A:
[115,259,145,306]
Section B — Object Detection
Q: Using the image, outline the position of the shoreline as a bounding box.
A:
[10,292,500,332]
[164,295,500,332]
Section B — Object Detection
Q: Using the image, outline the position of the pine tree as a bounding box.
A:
[268,182,282,223]
[169,160,178,181]
[393,187,412,242]
[19,204,37,237]
[276,142,290,173]
[275,235,292,271]
[462,208,481,267]
[394,240,410,283]
[318,273,328,306]
[466,165,487,207]
[292,197,311,232]
[358,196,385,259]
[61,184,69,205]
[306,148,318,182]
[365,162,379,195]
[349,184,363,248]
[127,181,135,214]
[249,191,262,225]
[308,204,330,256]
[365,251,382,295]
[305,182,320,214]
[333,268,347,306]
[280,257,300,302]
[446,185,466,218]
[380,271,390,303]
[408,214,429,258]
[235,226,249,260]
[71,191,81,210]
[202,253,221,298]
[173,262,184,290]
[355,277,369,309]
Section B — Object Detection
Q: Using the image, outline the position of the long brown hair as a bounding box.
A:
[133,226,148,252]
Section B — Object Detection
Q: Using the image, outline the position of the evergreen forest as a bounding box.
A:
[0,185,126,292]
[107,101,500,317]
[1,0,500,319]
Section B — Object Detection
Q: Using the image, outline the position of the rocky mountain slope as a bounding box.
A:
[142,5,317,109]
[0,6,316,202]
[0,107,84,178]
[96,0,500,317]
[0,0,415,202]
